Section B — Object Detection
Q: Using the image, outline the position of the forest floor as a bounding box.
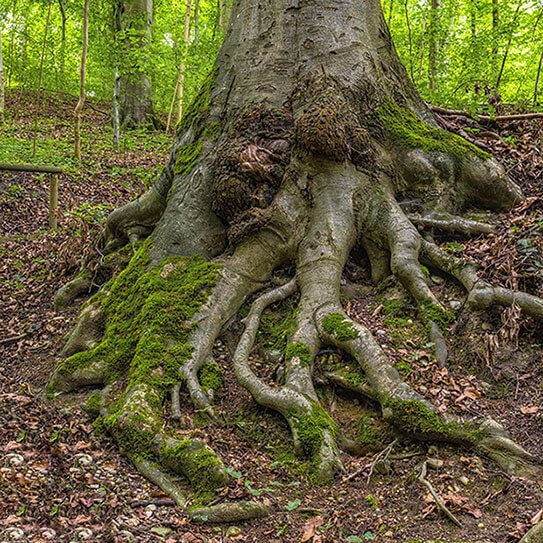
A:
[0,90,542,543]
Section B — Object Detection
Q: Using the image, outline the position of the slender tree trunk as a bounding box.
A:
[74,0,89,160]
[0,29,5,122]
[495,2,520,90]
[534,49,543,106]
[167,0,191,130]
[31,0,52,160]
[57,0,67,86]
[115,0,159,129]
[428,0,439,91]
[50,0,542,514]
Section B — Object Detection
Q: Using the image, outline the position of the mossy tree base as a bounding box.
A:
[49,0,542,522]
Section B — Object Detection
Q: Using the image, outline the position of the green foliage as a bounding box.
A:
[0,0,223,115]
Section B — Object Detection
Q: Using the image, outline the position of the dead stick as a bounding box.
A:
[429,104,543,123]
[418,461,462,527]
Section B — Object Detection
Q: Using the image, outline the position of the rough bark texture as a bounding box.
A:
[115,0,160,129]
[50,0,542,520]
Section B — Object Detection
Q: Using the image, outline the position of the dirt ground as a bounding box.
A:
[1,91,542,542]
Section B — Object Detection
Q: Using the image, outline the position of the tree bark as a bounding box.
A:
[50,0,542,516]
[115,0,160,129]
[0,28,5,121]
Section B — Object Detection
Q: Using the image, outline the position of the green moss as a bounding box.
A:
[176,68,217,135]
[377,100,490,160]
[382,397,484,443]
[285,342,311,366]
[198,361,223,395]
[380,297,425,347]
[173,68,220,177]
[84,391,102,415]
[257,297,299,356]
[52,239,224,484]
[160,439,227,492]
[322,313,358,342]
[291,403,337,459]
[356,415,382,447]
[419,300,453,333]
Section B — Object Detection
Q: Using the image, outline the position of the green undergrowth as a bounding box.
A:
[356,414,384,448]
[377,99,490,160]
[323,313,358,342]
[285,342,311,366]
[381,297,425,346]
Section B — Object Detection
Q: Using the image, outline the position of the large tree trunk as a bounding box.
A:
[50,0,542,520]
[115,0,160,129]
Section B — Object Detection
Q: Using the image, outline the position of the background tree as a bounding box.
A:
[49,0,543,520]
[114,0,158,128]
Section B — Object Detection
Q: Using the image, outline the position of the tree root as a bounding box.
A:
[54,272,93,311]
[132,457,271,522]
[409,212,494,236]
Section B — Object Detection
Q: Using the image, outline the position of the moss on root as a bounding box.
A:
[285,342,312,366]
[291,403,337,459]
[49,238,227,492]
[198,361,223,396]
[382,397,484,444]
[419,300,454,333]
[160,439,228,492]
[377,100,490,160]
[323,313,359,342]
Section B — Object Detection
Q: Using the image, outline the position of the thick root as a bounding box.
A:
[233,278,342,480]
[54,272,93,311]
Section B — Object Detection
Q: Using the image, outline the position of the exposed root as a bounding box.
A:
[54,272,93,311]
[315,306,542,477]
[420,239,543,318]
[233,277,342,480]
[178,229,291,418]
[133,457,271,522]
[409,212,494,236]
[59,303,104,358]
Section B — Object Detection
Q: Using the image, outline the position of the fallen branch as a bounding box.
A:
[429,104,543,123]
[0,333,28,347]
[418,460,462,527]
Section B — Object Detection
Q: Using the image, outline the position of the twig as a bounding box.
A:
[367,438,397,482]
[131,499,176,507]
[429,104,543,123]
[417,460,462,527]
[0,333,28,346]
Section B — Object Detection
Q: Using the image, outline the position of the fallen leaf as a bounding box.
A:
[301,516,324,542]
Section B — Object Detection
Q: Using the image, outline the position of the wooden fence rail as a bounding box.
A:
[0,162,63,229]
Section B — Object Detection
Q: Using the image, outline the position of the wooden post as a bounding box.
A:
[0,163,63,230]
[48,175,59,229]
